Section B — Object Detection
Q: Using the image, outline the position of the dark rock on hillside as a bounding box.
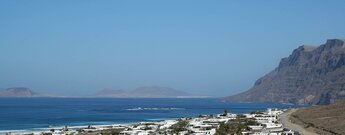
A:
[226,39,345,105]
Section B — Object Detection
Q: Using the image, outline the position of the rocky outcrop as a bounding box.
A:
[226,39,345,105]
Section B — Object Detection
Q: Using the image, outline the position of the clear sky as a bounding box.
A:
[1,0,345,96]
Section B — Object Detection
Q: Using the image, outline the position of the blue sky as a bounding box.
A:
[1,0,345,96]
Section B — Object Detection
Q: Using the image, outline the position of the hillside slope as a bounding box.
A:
[290,100,345,135]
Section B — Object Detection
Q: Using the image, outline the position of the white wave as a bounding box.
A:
[0,123,132,135]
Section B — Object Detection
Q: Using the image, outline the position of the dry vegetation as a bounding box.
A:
[291,100,345,135]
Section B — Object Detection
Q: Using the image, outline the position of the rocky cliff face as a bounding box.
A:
[226,39,345,105]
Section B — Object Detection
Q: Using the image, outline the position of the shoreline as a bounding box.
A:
[1,124,130,135]
[1,117,185,135]
[0,116,184,133]
[0,121,162,134]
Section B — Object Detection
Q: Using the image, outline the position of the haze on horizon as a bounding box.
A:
[1,0,345,97]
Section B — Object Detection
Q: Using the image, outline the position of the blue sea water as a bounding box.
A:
[0,98,300,132]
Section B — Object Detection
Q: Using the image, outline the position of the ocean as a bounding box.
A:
[0,98,300,133]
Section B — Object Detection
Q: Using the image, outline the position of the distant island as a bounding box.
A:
[0,87,59,97]
[0,87,44,97]
[0,86,200,98]
[226,39,345,105]
[95,86,196,98]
